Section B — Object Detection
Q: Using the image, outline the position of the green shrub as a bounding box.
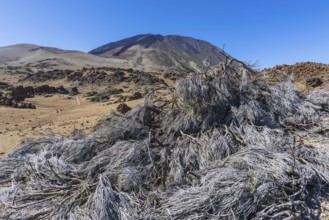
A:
[0,83,14,91]
[85,91,97,97]
[4,91,12,97]
[90,92,110,102]
[108,88,124,95]
[69,90,78,96]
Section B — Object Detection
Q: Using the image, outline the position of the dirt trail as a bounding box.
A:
[76,95,81,106]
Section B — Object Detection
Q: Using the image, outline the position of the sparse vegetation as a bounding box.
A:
[68,88,79,96]
[87,88,124,102]
[108,88,124,95]
[90,91,110,102]
[85,91,97,97]
[0,82,14,91]
[3,91,12,97]
[68,90,78,96]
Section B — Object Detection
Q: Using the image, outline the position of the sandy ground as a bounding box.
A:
[0,95,142,156]
[0,66,171,157]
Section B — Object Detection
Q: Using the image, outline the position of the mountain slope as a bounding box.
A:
[89,34,229,71]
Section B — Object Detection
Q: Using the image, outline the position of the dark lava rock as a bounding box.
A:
[11,86,35,101]
[71,87,79,94]
[79,71,113,85]
[67,71,83,81]
[34,85,68,95]
[56,85,69,94]
[117,103,131,114]
[35,85,57,94]
[1,84,67,109]
[0,93,35,109]
[306,77,323,87]
[128,92,143,101]
[128,72,164,86]
[22,69,67,82]
[110,71,126,84]
[0,96,13,106]
[12,101,36,109]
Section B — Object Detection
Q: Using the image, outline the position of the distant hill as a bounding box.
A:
[263,62,329,91]
[89,34,230,72]
[0,44,128,69]
[0,35,236,72]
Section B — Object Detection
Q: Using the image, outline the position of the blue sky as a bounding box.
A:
[0,0,328,68]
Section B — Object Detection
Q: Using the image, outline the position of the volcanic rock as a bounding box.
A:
[117,103,131,114]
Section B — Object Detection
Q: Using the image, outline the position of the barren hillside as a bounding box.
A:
[263,62,329,92]
[90,34,230,72]
[0,44,130,70]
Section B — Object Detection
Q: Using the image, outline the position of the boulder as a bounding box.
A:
[128,92,143,101]
[117,103,131,114]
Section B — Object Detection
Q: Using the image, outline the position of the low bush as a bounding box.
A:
[0,60,328,219]
[90,91,110,102]
[108,88,124,95]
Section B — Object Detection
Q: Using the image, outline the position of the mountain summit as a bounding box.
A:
[89,34,229,71]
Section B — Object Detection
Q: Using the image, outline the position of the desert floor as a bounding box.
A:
[0,95,142,157]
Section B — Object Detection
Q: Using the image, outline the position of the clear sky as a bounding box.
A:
[0,0,328,68]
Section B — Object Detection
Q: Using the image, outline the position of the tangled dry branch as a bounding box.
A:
[0,61,329,219]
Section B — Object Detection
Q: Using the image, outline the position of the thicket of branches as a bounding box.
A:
[0,60,329,219]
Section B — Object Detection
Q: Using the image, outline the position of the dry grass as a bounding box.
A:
[262,62,329,92]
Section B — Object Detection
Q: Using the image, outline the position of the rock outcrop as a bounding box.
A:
[0,93,35,109]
